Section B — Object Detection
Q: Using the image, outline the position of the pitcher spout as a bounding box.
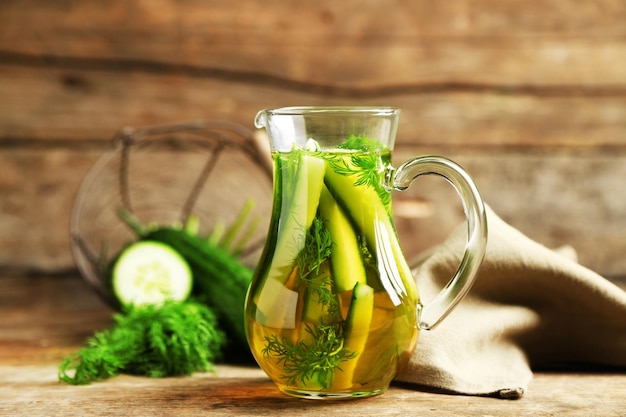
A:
[254,109,269,129]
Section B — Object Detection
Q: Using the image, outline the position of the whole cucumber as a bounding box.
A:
[144,228,254,363]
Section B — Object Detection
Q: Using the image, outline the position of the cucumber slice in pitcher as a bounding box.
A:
[111,240,193,307]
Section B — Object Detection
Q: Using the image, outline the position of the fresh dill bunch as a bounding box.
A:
[58,301,226,385]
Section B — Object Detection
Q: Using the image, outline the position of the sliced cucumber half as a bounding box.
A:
[111,240,192,307]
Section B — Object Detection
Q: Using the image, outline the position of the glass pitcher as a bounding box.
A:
[245,106,487,399]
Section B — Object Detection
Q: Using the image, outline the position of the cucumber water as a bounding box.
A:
[245,141,419,397]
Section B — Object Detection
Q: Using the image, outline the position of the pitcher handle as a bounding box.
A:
[392,156,488,330]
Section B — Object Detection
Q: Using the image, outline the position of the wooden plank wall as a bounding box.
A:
[1,0,625,281]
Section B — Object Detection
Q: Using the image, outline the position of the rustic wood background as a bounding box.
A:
[1,0,625,283]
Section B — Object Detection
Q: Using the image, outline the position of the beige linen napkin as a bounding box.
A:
[395,206,626,399]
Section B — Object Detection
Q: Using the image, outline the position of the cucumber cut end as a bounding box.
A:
[111,240,193,307]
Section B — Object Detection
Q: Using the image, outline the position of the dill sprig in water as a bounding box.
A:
[324,135,391,206]
[262,324,356,389]
[296,217,332,280]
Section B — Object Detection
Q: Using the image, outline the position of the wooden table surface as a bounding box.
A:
[2,273,625,417]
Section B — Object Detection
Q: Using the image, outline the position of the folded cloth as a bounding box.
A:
[395,206,626,399]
